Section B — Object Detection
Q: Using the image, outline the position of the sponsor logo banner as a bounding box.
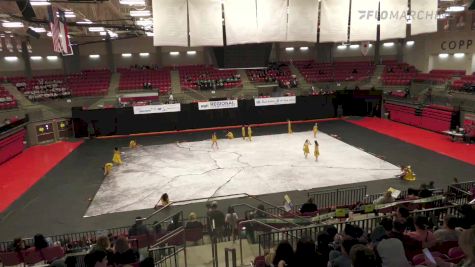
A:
[133,103,181,115]
[254,96,296,107]
[198,100,238,110]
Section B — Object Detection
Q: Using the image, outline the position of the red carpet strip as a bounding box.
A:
[0,141,82,212]
[348,117,475,166]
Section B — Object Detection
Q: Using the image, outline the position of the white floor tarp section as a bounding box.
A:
[85,131,399,217]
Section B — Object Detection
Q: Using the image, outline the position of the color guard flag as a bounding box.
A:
[48,5,73,55]
[361,41,370,56]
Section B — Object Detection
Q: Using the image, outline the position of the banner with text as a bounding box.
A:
[198,100,238,110]
[254,96,297,107]
[133,104,181,115]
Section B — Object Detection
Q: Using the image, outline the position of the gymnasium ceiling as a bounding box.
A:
[0,0,472,43]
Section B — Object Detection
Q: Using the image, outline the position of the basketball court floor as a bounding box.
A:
[85,130,399,217]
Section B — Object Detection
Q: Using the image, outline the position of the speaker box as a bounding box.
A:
[26,28,40,39]
[16,1,36,19]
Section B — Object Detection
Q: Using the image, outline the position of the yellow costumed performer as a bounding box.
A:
[303,139,311,159]
[313,123,318,138]
[403,165,416,181]
[226,131,234,139]
[104,163,113,176]
[129,140,137,149]
[288,119,293,134]
[112,147,123,165]
[314,140,320,161]
[241,125,246,140]
[247,126,252,141]
[211,132,219,149]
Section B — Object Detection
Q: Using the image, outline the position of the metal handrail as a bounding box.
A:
[230,203,301,227]
[154,247,185,266]
[150,227,185,249]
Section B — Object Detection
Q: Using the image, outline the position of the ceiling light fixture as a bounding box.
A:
[29,27,46,33]
[89,27,105,32]
[2,22,24,28]
[130,10,151,17]
[119,0,145,5]
[77,19,93,25]
[446,6,465,12]
[30,0,51,6]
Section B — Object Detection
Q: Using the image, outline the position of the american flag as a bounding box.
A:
[48,5,73,55]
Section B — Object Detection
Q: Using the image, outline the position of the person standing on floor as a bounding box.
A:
[247,125,253,141]
[313,123,318,138]
[241,125,246,140]
[303,139,311,159]
[103,163,113,176]
[211,132,219,149]
[314,140,320,161]
[288,119,293,134]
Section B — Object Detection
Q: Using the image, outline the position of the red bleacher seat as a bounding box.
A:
[294,61,375,83]
[0,251,23,266]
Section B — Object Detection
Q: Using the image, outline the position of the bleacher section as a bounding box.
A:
[294,61,375,83]
[452,74,475,92]
[117,68,171,93]
[384,102,457,132]
[246,63,297,88]
[0,86,17,110]
[178,65,242,90]
[9,70,111,100]
[414,69,465,84]
[381,61,418,86]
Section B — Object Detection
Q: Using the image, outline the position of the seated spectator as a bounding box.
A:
[128,216,150,237]
[272,241,295,267]
[299,198,318,214]
[329,239,360,267]
[152,221,162,235]
[8,237,27,252]
[372,221,411,267]
[406,216,436,248]
[350,244,377,267]
[34,234,49,250]
[373,191,395,205]
[389,219,422,258]
[396,206,415,231]
[434,216,460,242]
[185,212,203,230]
[89,236,114,265]
[113,237,139,265]
[166,213,183,231]
[316,232,333,266]
[85,250,108,267]
[458,204,475,229]
[425,227,475,267]
[295,237,317,267]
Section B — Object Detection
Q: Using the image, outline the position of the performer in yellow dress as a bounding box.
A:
[103,162,113,176]
[129,140,137,149]
[112,147,123,165]
[288,119,293,134]
[247,125,252,141]
[211,132,219,149]
[314,140,320,161]
[226,131,234,139]
[402,165,416,181]
[241,125,246,140]
[313,123,318,138]
[303,139,311,159]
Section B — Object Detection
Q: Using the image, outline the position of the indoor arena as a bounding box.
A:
[1,0,475,267]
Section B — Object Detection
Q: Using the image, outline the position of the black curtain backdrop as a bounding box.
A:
[72,91,382,137]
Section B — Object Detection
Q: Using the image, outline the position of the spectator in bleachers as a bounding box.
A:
[406,216,436,248]
[458,204,475,229]
[389,219,422,257]
[316,232,333,266]
[271,240,295,267]
[294,237,317,267]
[207,201,225,240]
[113,236,139,265]
[85,250,108,267]
[396,206,415,231]
[166,213,183,231]
[128,216,150,237]
[329,239,360,267]
[185,212,203,230]
[89,236,114,265]
[34,233,49,250]
[425,227,475,267]
[434,216,460,243]
[372,220,411,267]
[373,191,395,205]
[299,198,318,214]
[8,237,27,252]
[350,244,377,267]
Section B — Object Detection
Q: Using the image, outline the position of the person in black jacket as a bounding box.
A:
[300,198,318,214]
[113,237,139,265]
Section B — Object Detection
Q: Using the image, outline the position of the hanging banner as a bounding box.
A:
[254,96,296,107]
[319,0,351,43]
[411,0,438,36]
[198,100,238,110]
[133,103,181,115]
[361,41,370,56]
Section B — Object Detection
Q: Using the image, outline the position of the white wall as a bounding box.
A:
[431,54,471,73]
[277,42,317,61]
